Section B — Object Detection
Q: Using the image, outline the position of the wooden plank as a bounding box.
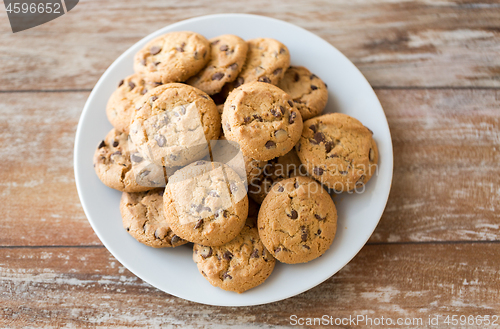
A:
[0,244,499,327]
[0,89,498,246]
[0,0,499,91]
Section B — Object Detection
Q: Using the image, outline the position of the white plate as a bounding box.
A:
[74,14,393,306]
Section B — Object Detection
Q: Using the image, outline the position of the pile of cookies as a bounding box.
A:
[94,31,379,293]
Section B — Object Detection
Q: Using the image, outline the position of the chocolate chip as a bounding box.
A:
[325,141,335,153]
[294,181,299,189]
[287,100,293,107]
[309,125,317,133]
[277,185,284,192]
[229,63,238,70]
[287,210,298,220]
[111,151,121,156]
[258,76,271,83]
[303,245,310,250]
[316,229,322,235]
[280,48,286,54]
[310,74,318,80]
[244,116,251,123]
[234,77,244,88]
[155,134,166,147]
[301,227,308,242]
[154,61,161,66]
[211,40,220,45]
[328,154,339,158]
[208,190,219,197]
[313,167,324,176]
[223,251,233,261]
[251,249,259,258]
[275,247,282,253]
[151,96,158,102]
[171,235,180,244]
[223,210,229,218]
[212,72,224,80]
[222,272,232,280]
[154,229,162,240]
[311,85,318,90]
[126,227,130,231]
[139,170,150,178]
[314,214,325,221]
[220,44,229,51]
[176,43,185,52]
[265,141,276,149]
[273,68,282,76]
[141,89,148,95]
[142,223,147,233]
[150,46,161,55]
[296,142,301,152]
[140,59,146,66]
[289,111,297,124]
[118,80,124,87]
[98,140,106,149]
[252,114,263,122]
[131,153,143,163]
[194,219,203,229]
[225,123,231,132]
[200,246,212,258]
[270,108,282,118]
[294,73,300,82]
[369,148,375,162]
[180,105,186,115]
[314,132,325,144]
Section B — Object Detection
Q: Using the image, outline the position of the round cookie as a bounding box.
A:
[106,74,162,134]
[295,113,379,192]
[193,222,275,293]
[163,161,248,246]
[134,31,210,84]
[248,149,307,204]
[93,128,165,192]
[120,189,187,248]
[277,66,328,120]
[129,83,221,168]
[258,176,337,264]
[232,38,290,87]
[222,81,303,161]
[187,35,248,95]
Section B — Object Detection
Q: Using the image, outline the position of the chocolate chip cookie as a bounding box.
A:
[193,222,275,293]
[295,113,379,192]
[93,128,165,192]
[129,83,221,168]
[187,35,248,95]
[233,38,290,87]
[106,74,161,134]
[134,31,210,84]
[277,66,328,120]
[258,176,337,264]
[248,149,307,204]
[163,161,248,246]
[222,81,303,161]
[120,188,186,248]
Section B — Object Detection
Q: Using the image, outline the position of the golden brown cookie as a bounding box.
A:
[193,222,275,293]
[187,35,248,95]
[222,81,303,161]
[248,149,307,204]
[129,83,221,168]
[277,66,328,120]
[106,74,161,134]
[258,176,337,264]
[93,128,165,192]
[295,113,379,192]
[163,161,248,246]
[120,189,186,248]
[134,31,210,84]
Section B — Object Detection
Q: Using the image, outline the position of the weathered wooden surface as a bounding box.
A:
[0,0,499,91]
[1,90,498,246]
[1,0,499,326]
[1,244,499,328]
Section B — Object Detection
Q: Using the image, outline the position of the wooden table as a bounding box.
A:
[1,0,499,327]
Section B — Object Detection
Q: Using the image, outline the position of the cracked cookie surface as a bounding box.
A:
[222,81,303,161]
[248,149,308,204]
[134,31,210,84]
[295,113,379,192]
[258,176,337,264]
[106,74,162,134]
[129,83,220,167]
[163,161,248,246]
[120,188,186,248]
[232,38,290,87]
[277,66,328,120]
[187,35,248,95]
[193,221,275,293]
[93,128,161,192]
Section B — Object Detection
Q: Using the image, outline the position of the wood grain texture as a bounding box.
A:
[1,244,499,327]
[0,89,498,246]
[0,0,499,91]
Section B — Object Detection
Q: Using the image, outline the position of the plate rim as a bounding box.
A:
[74,13,394,307]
